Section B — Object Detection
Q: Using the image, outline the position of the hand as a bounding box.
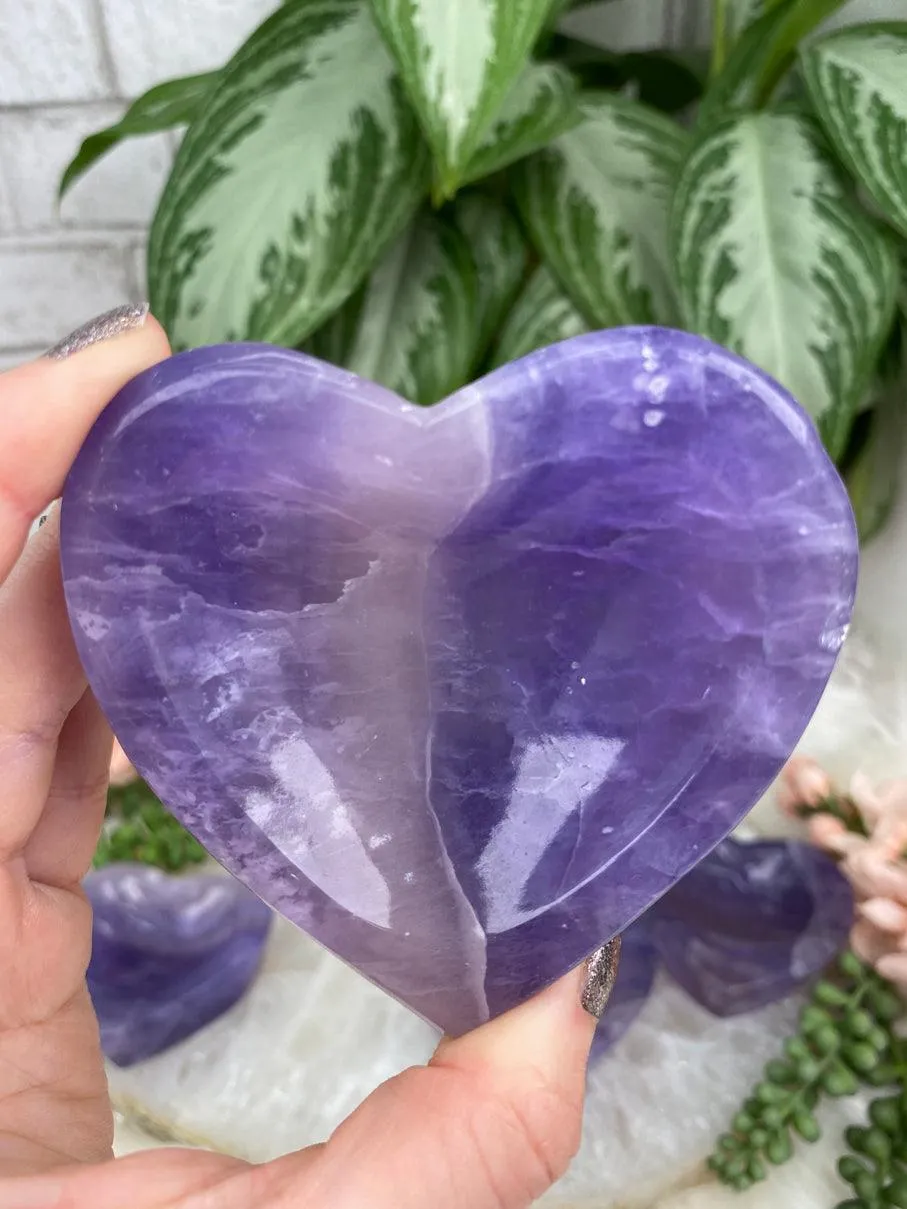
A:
[0,309,614,1209]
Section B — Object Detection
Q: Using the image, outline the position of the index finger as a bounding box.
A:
[0,306,171,582]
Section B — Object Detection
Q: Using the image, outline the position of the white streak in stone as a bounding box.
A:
[245,735,392,929]
[73,609,112,640]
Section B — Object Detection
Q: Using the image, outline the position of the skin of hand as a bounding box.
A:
[0,317,602,1209]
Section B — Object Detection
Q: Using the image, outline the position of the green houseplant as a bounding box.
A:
[63,0,907,541]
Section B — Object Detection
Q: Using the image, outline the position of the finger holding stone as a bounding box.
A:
[0,512,90,859]
[0,306,169,584]
[276,950,620,1209]
[24,688,113,888]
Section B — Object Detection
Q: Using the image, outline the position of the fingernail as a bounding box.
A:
[0,1178,63,1207]
[46,302,150,360]
[580,936,621,1019]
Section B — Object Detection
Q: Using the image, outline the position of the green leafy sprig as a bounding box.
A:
[709,952,902,1192]
[94,780,206,874]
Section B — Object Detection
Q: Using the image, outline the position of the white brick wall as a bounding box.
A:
[0,0,274,365]
[0,1,112,106]
[0,0,903,369]
[98,0,278,95]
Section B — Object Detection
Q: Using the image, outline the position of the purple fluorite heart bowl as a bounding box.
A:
[61,328,858,1035]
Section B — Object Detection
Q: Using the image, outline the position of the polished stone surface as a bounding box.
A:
[86,866,272,1066]
[62,329,858,1035]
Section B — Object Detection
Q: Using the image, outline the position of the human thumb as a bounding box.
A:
[283,940,621,1209]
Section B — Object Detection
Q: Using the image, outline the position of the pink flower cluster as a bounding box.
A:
[781,757,907,988]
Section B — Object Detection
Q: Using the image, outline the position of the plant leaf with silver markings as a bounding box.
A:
[802,23,907,238]
[452,193,528,364]
[671,109,899,458]
[491,265,588,368]
[149,0,430,350]
[344,212,479,406]
[369,0,552,196]
[846,321,907,542]
[462,63,580,185]
[311,197,518,386]
[513,92,687,327]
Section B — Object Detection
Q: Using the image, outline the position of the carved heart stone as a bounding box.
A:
[650,838,854,1017]
[60,329,857,1036]
[87,865,272,1066]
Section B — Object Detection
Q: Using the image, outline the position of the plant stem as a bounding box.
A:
[711,0,729,81]
[754,0,850,106]
[774,978,874,1122]
[709,954,901,1191]
[797,793,871,838]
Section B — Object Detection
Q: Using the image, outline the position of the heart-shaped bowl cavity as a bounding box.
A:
[61,327,857,1034]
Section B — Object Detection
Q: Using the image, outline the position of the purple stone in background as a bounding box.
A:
[61,329,858,1035]
[86,866,272,1066]
[650,839,854,1017]
[592,840,854,1059]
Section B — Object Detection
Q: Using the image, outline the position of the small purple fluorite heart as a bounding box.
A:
[61,329,857,1035]
[590,838,854,1061]
[86,866,271,1066]
[651,839,855,1016]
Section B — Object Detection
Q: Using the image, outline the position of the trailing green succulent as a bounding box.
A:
[838,1086,907,1209]
[95,780,207,874]
[712,757,907,1204]
[61,0,907,541]
[710,951,904,1201]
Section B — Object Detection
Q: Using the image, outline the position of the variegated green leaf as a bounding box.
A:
[671,110,899,457]
[344,212,478,405]
[802,23,907,239]
[846,322,906,541]
[369,0,552,196]
[452,193,528,361]
[461,63,580,185]
[149,0,430,350]
[513,92,687,327]
[60,72,217,198]
[314,195,525,381]
[491,265,587,368]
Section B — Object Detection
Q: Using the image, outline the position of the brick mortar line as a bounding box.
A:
[1,223,152,237]
[0,230,147,248]
[0,98,134,115]
[88,0,121,95]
